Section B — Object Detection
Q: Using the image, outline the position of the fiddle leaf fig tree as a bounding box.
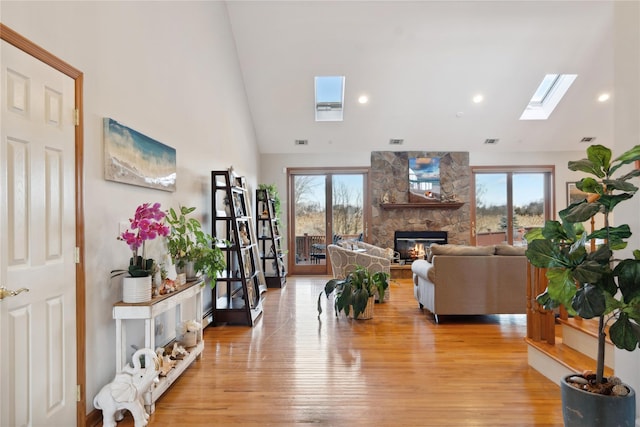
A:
[525,144,640,389]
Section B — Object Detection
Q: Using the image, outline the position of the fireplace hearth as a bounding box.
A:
[394,231,448,263]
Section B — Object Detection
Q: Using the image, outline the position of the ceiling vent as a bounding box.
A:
[484,138,499,145]
[580,137,596,143]
[389,138,404,145]
[294,139,308,146]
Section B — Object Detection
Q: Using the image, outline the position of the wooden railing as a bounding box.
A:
[526,263,556,344]
[294,234,361,262]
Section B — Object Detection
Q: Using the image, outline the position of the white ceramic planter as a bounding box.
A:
[122,276,152,303]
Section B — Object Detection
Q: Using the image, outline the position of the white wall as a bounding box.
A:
[611,2,640,424]
[1,1,260,415]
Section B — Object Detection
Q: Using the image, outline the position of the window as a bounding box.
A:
[315,76,345,122]
[520,74,577,120]
[471,166,554,246]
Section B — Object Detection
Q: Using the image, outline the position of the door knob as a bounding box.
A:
[0,287,29,300]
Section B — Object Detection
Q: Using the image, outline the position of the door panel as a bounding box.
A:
[331,174,364,242]
[291,174,328,274]
[289,170,367,275]
[474,173,508,246]
[1,40,77,427]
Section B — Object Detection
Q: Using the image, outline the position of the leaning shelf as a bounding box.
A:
[211,169,263,326]
[256,188,287,288]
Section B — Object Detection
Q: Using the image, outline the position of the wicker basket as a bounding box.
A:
[349,296,375,320]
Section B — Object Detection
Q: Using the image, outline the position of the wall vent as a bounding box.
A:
[484,138,499,145]
[294,139,308,146]
[389,138,404,145]
[580,137,596,143]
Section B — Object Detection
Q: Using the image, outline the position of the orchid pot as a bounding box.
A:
[112,202,170,302]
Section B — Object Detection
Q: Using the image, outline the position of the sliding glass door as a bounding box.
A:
[288,168,368,275]
[471,167,553,246]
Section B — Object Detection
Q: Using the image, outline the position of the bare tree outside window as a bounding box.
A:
[332,180,362,236]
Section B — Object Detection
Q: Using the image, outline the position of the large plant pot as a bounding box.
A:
[122,276,152,303]
[561,374,636,427]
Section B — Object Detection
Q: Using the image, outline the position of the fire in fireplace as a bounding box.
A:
[394,231,448,263]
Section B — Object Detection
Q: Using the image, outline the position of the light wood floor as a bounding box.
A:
[111,277,563,426]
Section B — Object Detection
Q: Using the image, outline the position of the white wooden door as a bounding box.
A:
[0,40,77,427]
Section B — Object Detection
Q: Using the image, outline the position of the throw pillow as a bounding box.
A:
[429,243,495,259]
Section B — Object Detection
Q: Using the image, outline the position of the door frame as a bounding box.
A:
[1,24,87,427]
[287,167,370,275]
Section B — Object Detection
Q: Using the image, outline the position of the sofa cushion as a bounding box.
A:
[428,243,495,261]
[495,244,526,256]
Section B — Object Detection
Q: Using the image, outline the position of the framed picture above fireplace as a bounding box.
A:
[409,156,441,201]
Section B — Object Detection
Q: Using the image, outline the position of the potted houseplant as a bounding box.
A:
[165,205,226,285]
[112,202,170,303]
[525,144,640,427]
[317,265,389,319]
[257,183,281,218]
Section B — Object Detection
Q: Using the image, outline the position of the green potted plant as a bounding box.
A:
[525,144,640,427]
[317,265,389,319]
[257,183,281,218]
[165,205,226,285]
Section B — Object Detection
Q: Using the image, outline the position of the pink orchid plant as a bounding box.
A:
[114,202,170,277]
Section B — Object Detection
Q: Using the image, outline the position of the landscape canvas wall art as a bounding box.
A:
[103,118,176,192]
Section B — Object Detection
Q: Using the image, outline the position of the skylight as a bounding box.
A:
[520,74,577,120]
[315,76,344,122]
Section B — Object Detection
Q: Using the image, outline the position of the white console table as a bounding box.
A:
[112,279,205,413]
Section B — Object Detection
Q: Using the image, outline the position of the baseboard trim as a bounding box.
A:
[86,408,102,427]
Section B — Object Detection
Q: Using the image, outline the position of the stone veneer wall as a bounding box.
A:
[370,151,470,248]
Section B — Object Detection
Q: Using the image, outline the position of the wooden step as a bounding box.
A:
[558,317,614,369]
[526,321,614,385]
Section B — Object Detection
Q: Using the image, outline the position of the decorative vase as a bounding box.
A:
[185,261,197,280]
[122,276,152,303]
[561,374,636,427]
[177,261,198,281]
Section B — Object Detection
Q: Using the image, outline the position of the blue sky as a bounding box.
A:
[476,173,544,207]
[315,76,343,103]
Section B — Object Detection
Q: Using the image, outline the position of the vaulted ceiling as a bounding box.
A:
[226,1,616,155]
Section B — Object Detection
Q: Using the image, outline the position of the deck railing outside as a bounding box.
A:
[294,234,360,262]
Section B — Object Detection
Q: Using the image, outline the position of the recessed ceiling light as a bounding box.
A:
[598,93,610,102]
[473,94,484,104]
[358,95,369,104]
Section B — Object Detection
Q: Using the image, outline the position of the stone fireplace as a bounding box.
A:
[370,151,470,249]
